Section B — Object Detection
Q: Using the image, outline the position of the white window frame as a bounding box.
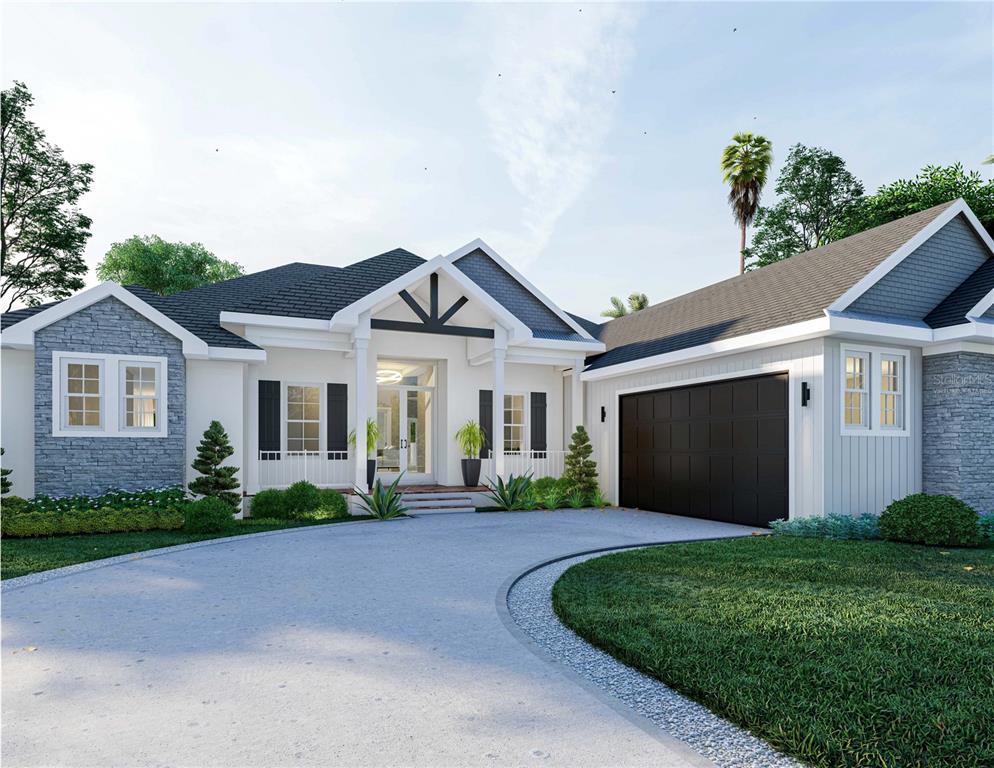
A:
[879,354,905,431]
[841,350,870,431]
[283,381,324,455]
[119,360,164,433]
[839,343,910,437]
[503,392,528,454]
[51,351,169,438]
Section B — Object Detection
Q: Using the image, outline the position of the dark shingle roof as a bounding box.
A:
[924,257,994,328]
[567,312,604,339]
[587,201,958,371]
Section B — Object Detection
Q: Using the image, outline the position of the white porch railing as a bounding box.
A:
[482,450,568,483]
[257,451,353,489]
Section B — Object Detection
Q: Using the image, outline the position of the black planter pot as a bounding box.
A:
[461,458,482,487]
[366,458,376,490]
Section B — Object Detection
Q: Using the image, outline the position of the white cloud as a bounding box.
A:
[478,5,637,265]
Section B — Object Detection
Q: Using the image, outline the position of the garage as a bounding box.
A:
[619,372,788,526]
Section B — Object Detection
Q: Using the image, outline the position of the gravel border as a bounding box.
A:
[1,516,391,592]
[504,546,802,768]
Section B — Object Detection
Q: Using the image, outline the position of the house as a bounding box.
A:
[2,199,992,524]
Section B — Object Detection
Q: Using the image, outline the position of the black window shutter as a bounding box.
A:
[327,383,348,457]
[530,392,547,455]
[258,380,281,460]
[479,390,493,459]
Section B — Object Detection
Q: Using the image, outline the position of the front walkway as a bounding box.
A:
[2,510,755,767]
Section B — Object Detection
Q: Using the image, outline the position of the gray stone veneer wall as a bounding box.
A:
[34,297,186,496]
[922,351,994,514]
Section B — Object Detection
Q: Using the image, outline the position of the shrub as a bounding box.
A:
[531,476,558,498]
[1,447,11,494]
[189,420,240,509]
[567,489,588,509]
[183,497,236,533]
[486,473,534,511]
[590,488,610,509]
[2,506,183,538]
[539,484,565,511]
[979,514,994,544]
[250,489,288,519]
[770,514,880,540]
[879,493,981,547]
[284,480,321,518]
[317,488,349,518]
[30,486,186,514]
[354,476,407,519]
[2,495,32,515]
[562,426,598,500]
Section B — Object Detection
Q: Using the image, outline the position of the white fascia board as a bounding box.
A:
[513,336,605,353]
[219,311,331,331]
[828,200,993,313]
[442,238,598,342]
[825,313,934,343]
[966,285,994,319]
[0,282,210,358]
[923,340,994,356]
[581,317,831,381]
[207,346,267,362]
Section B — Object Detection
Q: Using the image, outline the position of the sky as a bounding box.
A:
[3,1,992,319]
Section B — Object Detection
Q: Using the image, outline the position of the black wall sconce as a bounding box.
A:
[600,405,607,422]
[801,381,812,407]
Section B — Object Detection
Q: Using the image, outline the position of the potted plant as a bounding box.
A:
[348,418,381,490]
[454,420,486,487]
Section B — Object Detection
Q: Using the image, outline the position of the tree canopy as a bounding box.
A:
[745,144,864,270]
[97,235,244,295]
[601,292,649,319]
[1,81,93,312]
[720,132,774,273]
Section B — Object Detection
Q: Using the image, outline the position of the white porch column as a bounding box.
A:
[571,357,584,436]
[353,315,371,489]
[493,327,507,478]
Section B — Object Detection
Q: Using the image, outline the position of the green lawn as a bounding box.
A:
[1,516,364,580]
[552,536,994,768]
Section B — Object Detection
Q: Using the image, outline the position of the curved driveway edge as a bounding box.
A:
[502,544,801,768]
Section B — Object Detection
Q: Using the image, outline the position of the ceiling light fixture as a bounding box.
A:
[376,369,403,385]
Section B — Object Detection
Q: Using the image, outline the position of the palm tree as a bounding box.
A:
[721,132,774,274]
[601,292,650,319]
[984,154,994,164]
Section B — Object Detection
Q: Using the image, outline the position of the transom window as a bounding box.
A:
[123,365,158,429]
[64,360,102,428]
[880,356,903,429]
[287,385,320,453]
[843,353,868,428]
[504,394,526,453]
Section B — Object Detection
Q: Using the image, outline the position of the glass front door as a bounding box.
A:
[375,360,435,483]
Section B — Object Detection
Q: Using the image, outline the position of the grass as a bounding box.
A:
[552,536,994,768]
[1,515,363,580]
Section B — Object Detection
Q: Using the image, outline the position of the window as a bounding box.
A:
[52,352,168,437]
[287,385,320,453]
[63,360,102,428]
[880,356,903,429]
[122,364,159,429]
[504,393,526,453]
[843,352,868,428]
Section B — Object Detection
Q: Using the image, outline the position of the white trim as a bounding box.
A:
[502,391,529,453]
[837,342,910,437]
[515,336,604,353]
[967,285,994,319]
[206,346,267,362]
[283,381,323,454]
[2,283,209,357]
[220,311,331,331]
[825,312,933,342]
[922,340,994,356]
[611,364,796,519]
[51,351,169,438]
[118,359,165,434]
[828,200,994,313]
[441,238,599,342]
[840,349,870,432]
[582,317,830,381]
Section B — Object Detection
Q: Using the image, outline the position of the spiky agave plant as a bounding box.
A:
[486,473,534,511]
[354,474,408,519]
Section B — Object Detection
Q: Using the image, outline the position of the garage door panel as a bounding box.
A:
[619,372,788,526]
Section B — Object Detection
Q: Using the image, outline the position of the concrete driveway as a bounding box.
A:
[2,509,755,767]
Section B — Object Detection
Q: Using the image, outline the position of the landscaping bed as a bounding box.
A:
[551,536,994,768]
[1,516,362,580]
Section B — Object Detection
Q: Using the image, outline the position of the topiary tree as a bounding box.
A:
[1,447,11,495]
[188,420,240,509]
[561,426,598,502]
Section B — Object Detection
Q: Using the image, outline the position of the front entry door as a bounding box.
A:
[376,386,434,483]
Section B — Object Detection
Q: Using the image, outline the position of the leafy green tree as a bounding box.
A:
[721,132,774,274]
[746,144,864,270]
[97,235,243,295]
[189,420,241,509]
[1,81,93,311]
[562,426,599,502]
[1,447,11,495]
[601,292,650,319]
[836,164,994,240]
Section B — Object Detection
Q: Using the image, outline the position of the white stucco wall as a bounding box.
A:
[187,359,246,509]
[1,348,35,498]
[582,339,826,519]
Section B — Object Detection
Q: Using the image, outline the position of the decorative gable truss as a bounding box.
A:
[372,273,495,339]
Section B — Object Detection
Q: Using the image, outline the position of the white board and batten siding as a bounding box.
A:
[823,341,922,517]
[584,339,826,519]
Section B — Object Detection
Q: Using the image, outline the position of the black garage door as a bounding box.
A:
[619,372,788,527]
